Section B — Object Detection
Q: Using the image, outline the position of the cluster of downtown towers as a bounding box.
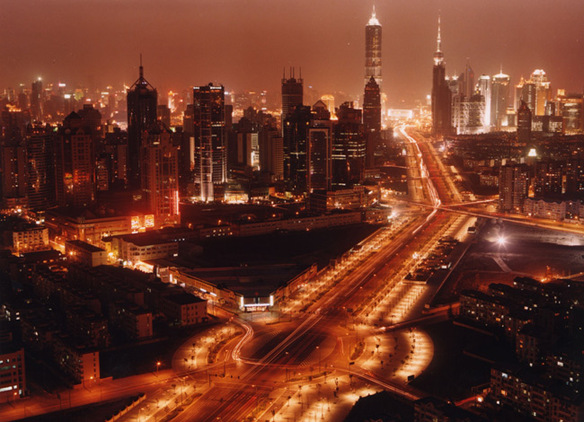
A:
[1,10,383,219]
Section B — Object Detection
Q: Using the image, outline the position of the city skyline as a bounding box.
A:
[1,0,584,105]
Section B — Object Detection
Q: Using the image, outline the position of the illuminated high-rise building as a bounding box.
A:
[193,83,226,202]
[459,61,475,99]
[491,70,510,130]
[333,102,365,188]
[365,6,382,88]
[517,100,532,143]
[141,121,180,227]
[477,75,491,130]
[127,61,158,189]
[363,76,381,167]
[281,69,303,130]
[531,69,551,116]
[307,101,332,192]
[431,16,452,136]
[283,105,312,193]
[55,112,95,208]
[26,126,56,211]
[30,79,43,122]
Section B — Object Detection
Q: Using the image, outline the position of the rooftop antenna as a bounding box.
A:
[139,53,143,79]
[299,67,302,79]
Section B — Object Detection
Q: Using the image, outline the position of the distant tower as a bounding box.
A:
[491,70,510,130]
[431,16,452,136]
[193,83,226,202]
[531,69,551,116]
[517,100,532,143]
[365,5,382,88]
[477,75,491,130]
[281,68,303,130]
[127,59,158,189]
[30,79,43,122]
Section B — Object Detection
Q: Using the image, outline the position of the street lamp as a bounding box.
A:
[156,361,161,375]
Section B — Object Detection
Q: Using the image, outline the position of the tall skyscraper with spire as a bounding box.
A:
[127,59,158,189]
[365,5,382,88]
[431,16,452,136]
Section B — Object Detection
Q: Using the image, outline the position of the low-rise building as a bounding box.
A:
[160,293,207,326]
[108,301,153,339]
[52,335,100,385]
[109,233,179,264]
[0,344,26,400]
[490,365,584,422]
[65,240,107,267]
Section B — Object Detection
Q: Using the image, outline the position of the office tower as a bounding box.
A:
[307,101,332,192]
[157,104,171,127]
[477,75,491,129]
[281,69,303,133]
[365,6,382,88]
[363,76,381,167]
[0,135,27,209]
[259,127,283,182]
[320,95,335,116]
[333,102,365,188]
[26,126,56,210]
[558,94,584,133]
[431,16,452,136]
[141,121,180,227]
[458,61,475,99]
[193,83,226,202]
[531,69,551,116]
[519,80,536,114]
[103,128,128,189]
[127,61,158,189]
[452,93,486,135]
[499,163,530,213]
[55,112,95,208]
[363,76,381,134]
[517,100,532,143]
[491,70,510,130]
[30,79,43,122]
[283,105,312,193]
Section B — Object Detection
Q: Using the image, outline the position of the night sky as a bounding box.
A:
[1,0,583,106]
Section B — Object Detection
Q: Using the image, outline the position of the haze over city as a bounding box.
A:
[1,1,584,421]
[2,0,584,104]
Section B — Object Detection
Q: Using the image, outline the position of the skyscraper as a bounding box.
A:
[55,112,95,208]
[365,6,382,88]
[517,100,532,143]
[141,121,180,227]
[193,83,226,202]
[283,105,312,193]
[477,75,491,129]
[531,69,551,116]
[127,61,157,189]
[307,101,332,193]
[281,69,303,130]
[333,102,365,188]
[26,125,56,211]
[491,70,510,130]
[363,76,381,167]
[431,16,452,136]
[30,79,43,122]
